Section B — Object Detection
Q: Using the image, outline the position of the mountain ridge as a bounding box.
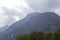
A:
[0,12,60,40]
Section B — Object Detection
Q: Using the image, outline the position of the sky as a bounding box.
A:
[0,0,60,28]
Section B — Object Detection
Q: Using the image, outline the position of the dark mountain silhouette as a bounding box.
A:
[0,12,60,40]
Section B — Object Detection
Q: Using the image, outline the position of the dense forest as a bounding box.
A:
[16,29,60,40]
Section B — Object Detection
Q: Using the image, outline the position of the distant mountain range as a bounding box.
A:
[0,12,60,40]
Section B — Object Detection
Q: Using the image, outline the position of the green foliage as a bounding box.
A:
[16,31,47,40]
[16,29,60,40]
[16,34,29,40]
[53,30,60,40]
[47,32,54,40]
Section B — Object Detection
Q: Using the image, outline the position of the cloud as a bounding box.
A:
[54,8,60,15]
[0,14,8,27]
[2,7,29,26]
[25,0,60,13]
[2,8,21,25]
[0,0,60,27]
[0,0,34,27]
[13,15,20,21]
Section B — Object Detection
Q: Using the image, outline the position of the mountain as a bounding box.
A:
[0,25,8,32]
[0,12,60,40]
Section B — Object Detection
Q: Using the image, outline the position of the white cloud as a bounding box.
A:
[54,8,60,16]
[13,15,20,21]
[26,0,60,13]
[0,14,8,27]
[0,0,21,9]
[0,0,60,28]
[0,0,34,27]
[0,0,34,13]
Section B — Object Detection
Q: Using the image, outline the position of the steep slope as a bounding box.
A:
[0,12,60,40]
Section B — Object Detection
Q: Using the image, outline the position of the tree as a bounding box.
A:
[16,31,47,40]
[53,30,60,40]
[47,32,54,40]
[16,34,28,40]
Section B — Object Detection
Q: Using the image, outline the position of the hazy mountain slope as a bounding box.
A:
[0,12,60,40]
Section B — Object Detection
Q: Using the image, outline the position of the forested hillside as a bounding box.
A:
[16,29,60,40]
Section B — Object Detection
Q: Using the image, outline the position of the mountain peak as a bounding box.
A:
[27,12,58,17]
[43,12,58,16]
[0,12,60,40]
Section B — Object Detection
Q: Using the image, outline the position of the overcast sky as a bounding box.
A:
[0,0,60,28]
